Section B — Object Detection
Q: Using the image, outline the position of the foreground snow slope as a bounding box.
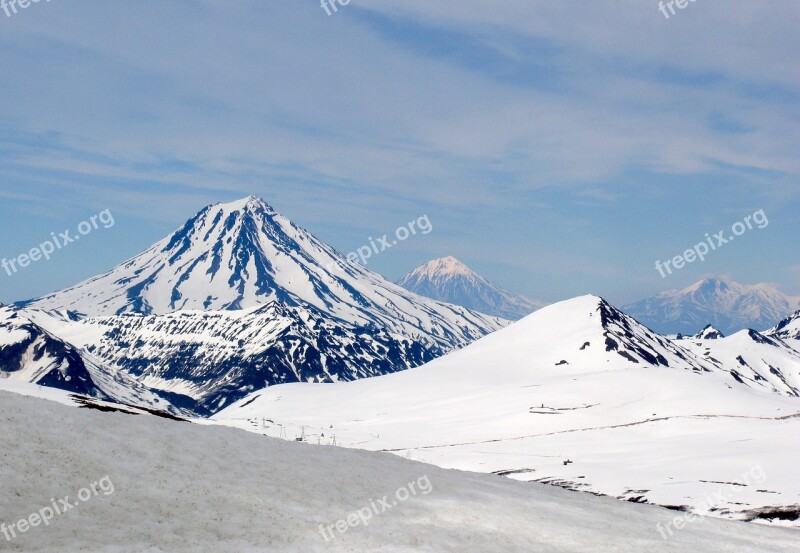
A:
[217,296,800,524]
[1,392,798,552]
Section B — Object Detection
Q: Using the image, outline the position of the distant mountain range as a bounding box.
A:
[397,256,545,320]
[8,197,505,414]
[624,277,800,335]
[395,261,800,339]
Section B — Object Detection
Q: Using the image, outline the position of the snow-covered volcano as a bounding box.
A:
[20,198,504,340]
[625,278,800,336]
[397,256,545,320]
[13,198,506,414]
[217,295,800,525]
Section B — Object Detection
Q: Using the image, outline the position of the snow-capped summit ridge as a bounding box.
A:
[430,294,716,376]
[407,256,478,281]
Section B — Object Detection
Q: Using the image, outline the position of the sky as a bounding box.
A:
[0,0,798,306]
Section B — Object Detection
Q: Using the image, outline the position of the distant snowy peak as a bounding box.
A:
[767,310,800,341]
[397,257,545,320]
[624,277,798,335]
[401,256,479,283]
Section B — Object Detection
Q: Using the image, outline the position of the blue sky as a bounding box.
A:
[0,0,798,306]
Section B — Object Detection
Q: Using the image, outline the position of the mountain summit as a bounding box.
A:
[397,256,545,320]
[24,196,322,315]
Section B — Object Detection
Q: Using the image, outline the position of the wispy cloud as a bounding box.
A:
[0,0,797,303]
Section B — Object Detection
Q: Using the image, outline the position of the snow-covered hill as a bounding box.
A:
[0,305,182,413]
[3,391,798,553]
[680,329,800,397]
[12,197,507,413]
[0,304,98,397]
[625,278,800,335]
[397,256,545,320]
[216,296,800,526]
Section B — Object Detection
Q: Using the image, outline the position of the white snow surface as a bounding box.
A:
[2,390,799,552]
[216,296,800,526]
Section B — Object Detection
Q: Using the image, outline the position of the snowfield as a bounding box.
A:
[216,296,800,527]
[1,391,799,552]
